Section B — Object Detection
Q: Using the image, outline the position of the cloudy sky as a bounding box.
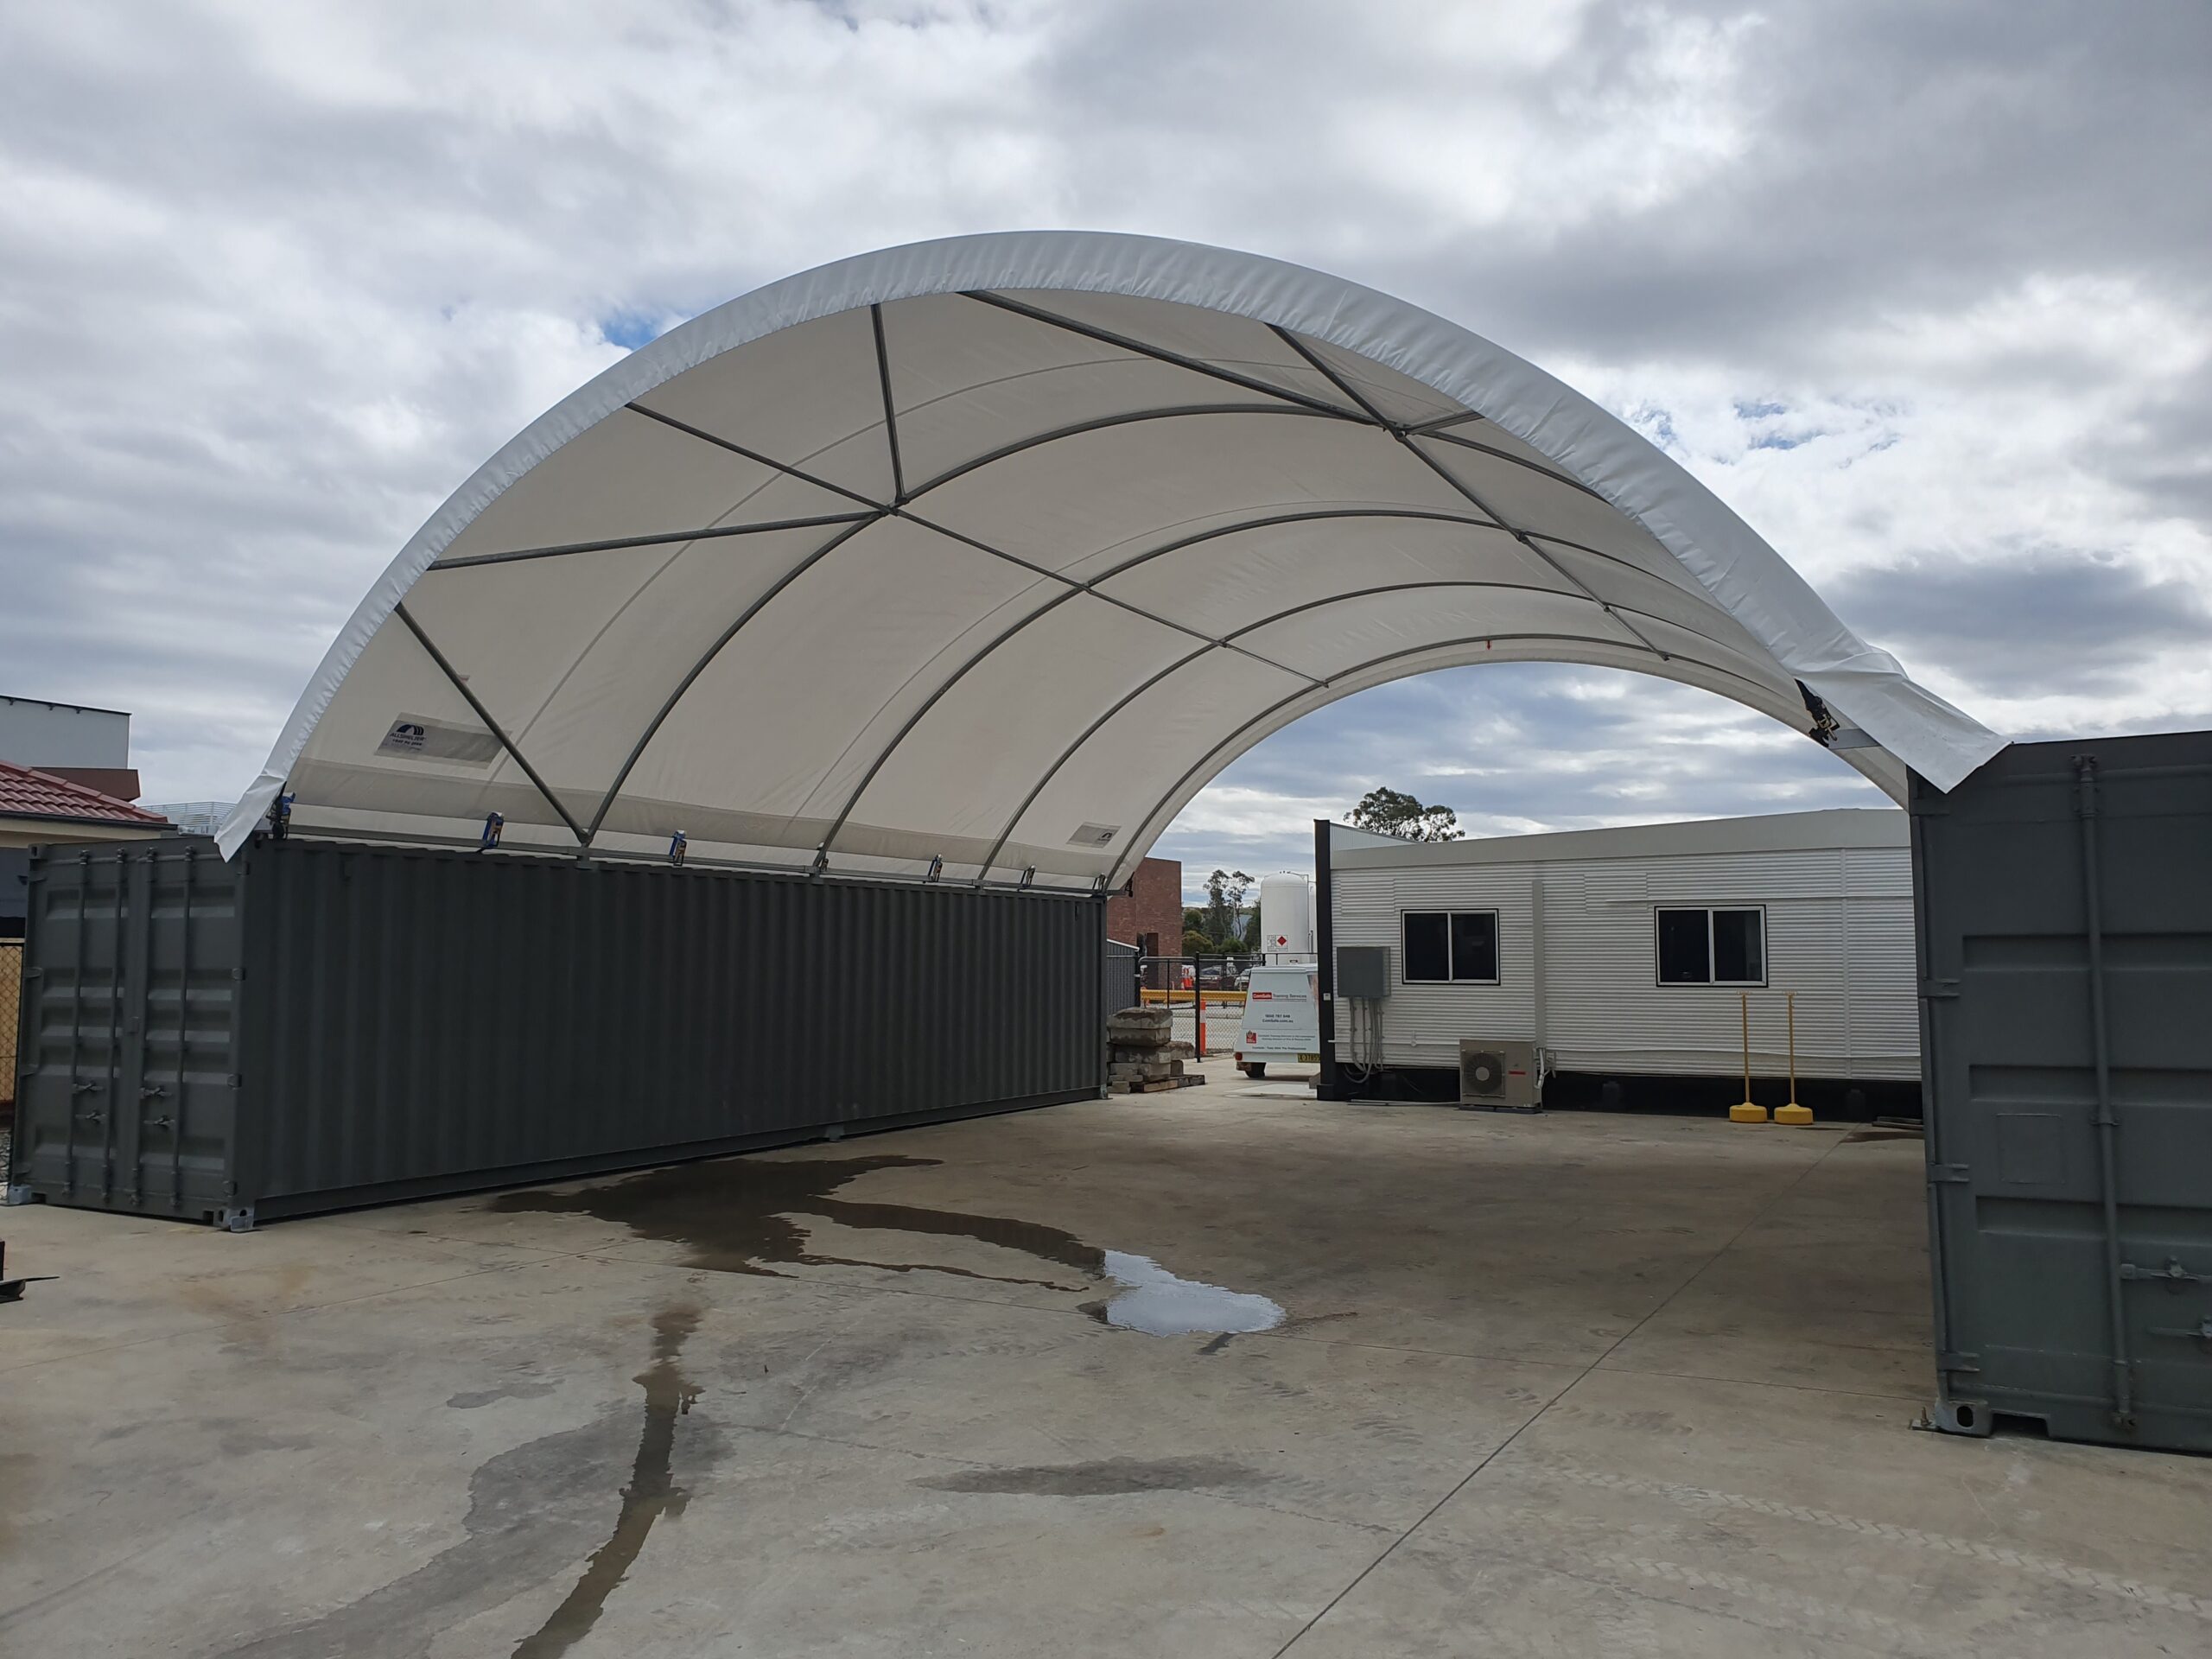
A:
[4,1,2207,897]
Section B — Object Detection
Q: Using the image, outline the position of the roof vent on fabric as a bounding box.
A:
[219,232,2004,883]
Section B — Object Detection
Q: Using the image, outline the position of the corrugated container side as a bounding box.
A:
[14,836,1103,1222]
[1916,730,2212,1452]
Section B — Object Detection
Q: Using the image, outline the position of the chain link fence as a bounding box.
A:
[1134,953,1264,1055]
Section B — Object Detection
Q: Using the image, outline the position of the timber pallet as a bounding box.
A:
[1112,1073,1205,1095]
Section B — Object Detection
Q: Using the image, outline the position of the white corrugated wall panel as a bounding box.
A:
[1332,863,1537,1070]
[1333,842,1919,1081]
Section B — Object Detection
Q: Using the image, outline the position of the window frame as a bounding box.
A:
[1652,905,1768,988]
[1399,908,1502,987]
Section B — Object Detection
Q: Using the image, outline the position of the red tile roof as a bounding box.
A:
[0,759,171,827]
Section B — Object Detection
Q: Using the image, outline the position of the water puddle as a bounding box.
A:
[493,1153,1284,1338]
[1095,1250,1285,1337]
[512,1306,701,1659]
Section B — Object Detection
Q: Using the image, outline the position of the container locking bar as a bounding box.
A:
[2120,1257,2209,1288]
[2146,1318,2212,1347]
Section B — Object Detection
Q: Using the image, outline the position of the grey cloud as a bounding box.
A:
[1041,1,2212,371]
[1827,550,2212,697]
[1155,664,1884,882]
[1,0,2203,850]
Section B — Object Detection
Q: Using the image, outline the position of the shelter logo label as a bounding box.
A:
[1069,822,1120,847]
[376,715,503,766]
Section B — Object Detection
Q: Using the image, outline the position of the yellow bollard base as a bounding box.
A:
[1775,1103,1815,1126]
[1728,1102,1769,1124]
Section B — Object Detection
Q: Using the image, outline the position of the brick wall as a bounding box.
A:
[1105,855,1182,957]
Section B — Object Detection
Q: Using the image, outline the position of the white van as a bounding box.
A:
[1234,964,1320,1077]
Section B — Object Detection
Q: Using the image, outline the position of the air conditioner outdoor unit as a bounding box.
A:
[1459,1039,1542,1111]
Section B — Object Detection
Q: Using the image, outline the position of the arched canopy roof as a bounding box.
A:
[220,232,2003,883]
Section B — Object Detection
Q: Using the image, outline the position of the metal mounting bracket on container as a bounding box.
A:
[3,1185,33,1208]
[220,1206,257,1234]
[1920,1396,1993,1437]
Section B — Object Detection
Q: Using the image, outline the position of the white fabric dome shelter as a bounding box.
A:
[220,232,2003,884]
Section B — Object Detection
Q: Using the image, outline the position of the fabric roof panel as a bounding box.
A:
[429,409,861,566]
[1290,332,1489,429]
[1409,435,1695,583]
[880,292,1300,486]
[628,307,895,504]
[1234,585,1656,682]
[1096,517,1574,640]
[987,288,1370,416]
[219,232,2005,868]
[925,413,1474,580]
[832,594,1202,847]
[610,515,1052,830]
[1000,648,1305,874]
[282,620,594,836]
[409,519,885,807]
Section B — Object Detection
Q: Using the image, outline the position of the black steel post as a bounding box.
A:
[1314,817,1338,1099]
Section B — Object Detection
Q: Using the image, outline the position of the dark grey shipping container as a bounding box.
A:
[1102,938,1141,1026]
[1915,730,2212,1452]
[7,837,1103,1225]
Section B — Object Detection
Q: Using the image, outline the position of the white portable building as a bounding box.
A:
[1326,809,1916,1083]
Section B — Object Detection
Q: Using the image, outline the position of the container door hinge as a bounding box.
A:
[1919,978,1961,1001]
[1938,1350,1980,1375]
[1930,1164,1973,1184]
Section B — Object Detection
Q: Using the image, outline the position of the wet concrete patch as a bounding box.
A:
[1199,1309,1357,1355]
[513,1306,701,1659]
[223,1308,716,1659]
[448,1378,560,1409]
[493,1152,1294,1340]
[916,1456,1260,1498]
[492,1154,1102,1290]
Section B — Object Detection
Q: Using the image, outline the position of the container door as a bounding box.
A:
[10,841,240,1219]
[1914,731,2212,1452]
[12,848,126,1206]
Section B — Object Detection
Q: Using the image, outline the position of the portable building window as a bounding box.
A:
[1655,906,1766,986]
[1402,911,1500,984]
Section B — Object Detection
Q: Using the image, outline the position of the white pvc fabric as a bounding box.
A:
[219,232,2004,884]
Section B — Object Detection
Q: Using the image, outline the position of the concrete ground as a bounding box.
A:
[3,1077,2209,1657]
